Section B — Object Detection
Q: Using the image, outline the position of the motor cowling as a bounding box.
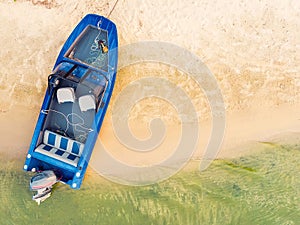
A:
[30,170,57,190]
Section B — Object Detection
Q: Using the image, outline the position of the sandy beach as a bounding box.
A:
[0,0,299,162]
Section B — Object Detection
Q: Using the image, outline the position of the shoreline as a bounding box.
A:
[0,102,299,163]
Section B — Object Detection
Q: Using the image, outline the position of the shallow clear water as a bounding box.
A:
[0,142,299,225]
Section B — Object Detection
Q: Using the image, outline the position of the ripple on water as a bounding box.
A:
[0,143,299,225]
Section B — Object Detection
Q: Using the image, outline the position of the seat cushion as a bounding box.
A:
[35,144,79,167]
[57,87,75,104]
[78,95,96,112]
[43,130,84,156]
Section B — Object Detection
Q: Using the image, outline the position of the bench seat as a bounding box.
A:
[34,130,84,167]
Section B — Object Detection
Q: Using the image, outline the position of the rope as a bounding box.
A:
[106,0,120,18]
[45,109,93,142]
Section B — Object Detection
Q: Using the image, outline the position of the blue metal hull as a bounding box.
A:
[24,14,118,189]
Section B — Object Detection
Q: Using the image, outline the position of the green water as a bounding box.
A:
[0,143,299,225]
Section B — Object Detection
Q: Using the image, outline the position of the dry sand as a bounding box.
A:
[0,0,299,165]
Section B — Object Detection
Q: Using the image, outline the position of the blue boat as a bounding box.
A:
[23,14,118,191]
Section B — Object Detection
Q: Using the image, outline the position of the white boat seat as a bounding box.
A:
[78,95,96,112]
[57,87,75,104]
[34,130,84,167]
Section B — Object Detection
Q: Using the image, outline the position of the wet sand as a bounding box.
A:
[0,102,299,165]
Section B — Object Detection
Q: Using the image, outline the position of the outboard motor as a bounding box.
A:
[30,170,57,205]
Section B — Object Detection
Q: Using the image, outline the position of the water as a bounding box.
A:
[0,142,299,225]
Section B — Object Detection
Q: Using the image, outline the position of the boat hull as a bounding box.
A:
[23,14,118,189]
